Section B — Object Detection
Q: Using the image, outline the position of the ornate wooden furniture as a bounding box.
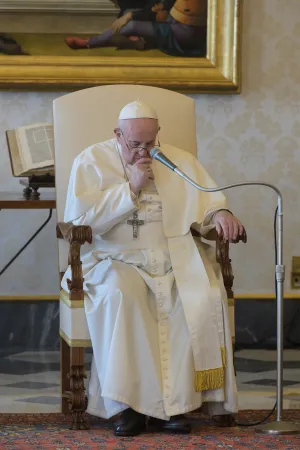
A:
[54,85,246,429]
[0,191,55,277]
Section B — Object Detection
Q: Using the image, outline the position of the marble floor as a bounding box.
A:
[0,349,299,413]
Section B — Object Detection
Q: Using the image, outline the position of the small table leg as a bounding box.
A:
[31,187,40,200]
[23,186,32,200]
[0,209,53,276]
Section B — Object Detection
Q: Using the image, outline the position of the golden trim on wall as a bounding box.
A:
[60,289,84,308]
[59,329,92,347]
[1,293,300,301]
[0,0,243,92]
[0,295,59,301]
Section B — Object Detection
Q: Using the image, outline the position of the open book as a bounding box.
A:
[6,123,55,177]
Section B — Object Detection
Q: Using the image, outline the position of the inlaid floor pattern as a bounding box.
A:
[0,349,300,412]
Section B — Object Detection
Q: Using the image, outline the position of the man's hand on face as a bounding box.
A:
[212,210,245,242]
[129,158,154,196]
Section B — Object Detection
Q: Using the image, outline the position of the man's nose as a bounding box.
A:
[139,148,149,156]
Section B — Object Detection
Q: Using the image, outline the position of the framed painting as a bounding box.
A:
[0,0,243,93]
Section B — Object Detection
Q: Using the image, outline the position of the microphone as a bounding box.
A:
[150,147,177,171]
[150,147,293,434]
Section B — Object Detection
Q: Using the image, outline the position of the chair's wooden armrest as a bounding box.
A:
[56,222,92,245]
[56,222,93,301]
[191,227,247,244]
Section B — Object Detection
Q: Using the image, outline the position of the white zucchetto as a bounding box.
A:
[119,100,158,120]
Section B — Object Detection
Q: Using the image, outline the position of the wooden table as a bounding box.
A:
[0,191,56,276]
[0,191,56,209]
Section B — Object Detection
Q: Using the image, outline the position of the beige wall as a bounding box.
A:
[196,0,300,294]
[0,0,299,296]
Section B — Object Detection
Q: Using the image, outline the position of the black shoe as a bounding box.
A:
[113,408,146,437]
[148,414,191,434]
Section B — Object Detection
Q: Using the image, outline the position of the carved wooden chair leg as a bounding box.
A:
[215,237,240,428]
[66,347,89,430]
[60,336,71,414]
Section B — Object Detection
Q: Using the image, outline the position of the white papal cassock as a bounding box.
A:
[62,138,238,421]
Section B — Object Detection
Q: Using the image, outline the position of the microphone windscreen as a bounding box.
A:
[150,147,177,171]
[150,147,160,159]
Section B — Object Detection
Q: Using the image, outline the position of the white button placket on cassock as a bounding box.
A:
[141,191,174,414]
[156,276,172,410]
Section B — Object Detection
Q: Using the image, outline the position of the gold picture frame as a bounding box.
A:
[0,0,243,93]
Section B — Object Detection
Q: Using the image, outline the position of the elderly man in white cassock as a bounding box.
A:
[62,100,245,437]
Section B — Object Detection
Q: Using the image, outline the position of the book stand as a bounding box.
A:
[20,174,55,199]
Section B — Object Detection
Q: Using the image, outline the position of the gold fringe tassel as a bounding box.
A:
[221,346,226,368]
[194,347,227,392]
[194,367,224,392]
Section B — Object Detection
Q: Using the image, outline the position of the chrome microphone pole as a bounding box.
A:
[151,148,300,434]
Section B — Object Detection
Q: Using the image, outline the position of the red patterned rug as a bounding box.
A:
[1,411,300,449]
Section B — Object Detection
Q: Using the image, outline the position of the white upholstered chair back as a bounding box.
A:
[53,85,197,272]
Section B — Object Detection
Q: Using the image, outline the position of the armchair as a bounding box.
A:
[54,85,246,429]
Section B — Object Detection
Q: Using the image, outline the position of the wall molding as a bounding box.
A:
[236,293,300,299]
[1,293,300,301]
[0,0,117,14]
[0,295,59,301]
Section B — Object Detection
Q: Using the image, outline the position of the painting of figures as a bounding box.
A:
[0,0,242,92]
[0,1,207,57]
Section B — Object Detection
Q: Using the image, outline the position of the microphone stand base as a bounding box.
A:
[255,420,300,435]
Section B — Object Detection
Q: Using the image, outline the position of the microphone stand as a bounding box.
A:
[151,149,300,434]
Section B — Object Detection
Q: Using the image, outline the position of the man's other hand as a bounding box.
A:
[212,210,245,242]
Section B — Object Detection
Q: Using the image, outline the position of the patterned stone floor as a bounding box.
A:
[0,349,299,413]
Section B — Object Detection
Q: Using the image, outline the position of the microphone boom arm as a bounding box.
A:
[150,147,300,434]
[175,166,283,271]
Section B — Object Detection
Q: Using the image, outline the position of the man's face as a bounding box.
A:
[114,118,159,165]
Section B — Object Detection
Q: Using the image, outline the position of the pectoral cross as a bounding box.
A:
[127,211,144,239]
